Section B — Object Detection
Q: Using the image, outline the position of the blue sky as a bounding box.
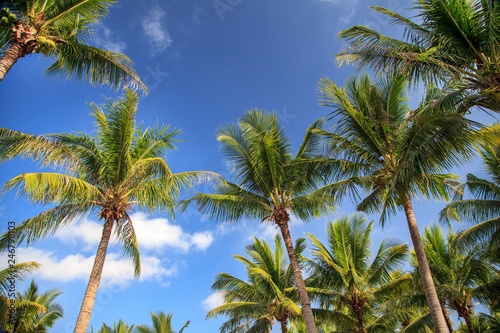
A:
[0,0,496,332]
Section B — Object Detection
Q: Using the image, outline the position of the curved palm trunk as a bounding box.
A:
[353,302,365,333]
[276,216,317,333]
[280,319,288,333]
[453,301,475,333]
[463,313,475,333]
[402,194,448,333]
[73,218,114,333]
[0,42,24,82]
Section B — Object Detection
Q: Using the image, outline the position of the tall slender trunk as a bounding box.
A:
[463,312,475,333]
[276,217,317,333]
[402,194,448,333]
[454,302,475,333]
[353,301,365,333]
[280,319,288,333]
[0,42,24,82]
[73,218,114,333]
[442,303,454,333]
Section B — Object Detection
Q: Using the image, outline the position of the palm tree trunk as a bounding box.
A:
[280,319,288,333]
[276,218,317,333]
[73,218,114,333]
[0,42,24,83]
[442,303,454,333]
[402,194,448,333]
[463,313,475,333]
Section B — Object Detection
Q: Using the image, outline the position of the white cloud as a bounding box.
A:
[54,217,103,250]
[191,232,214,251]
[132,212,214,253]
[93,23,127,53]
[142,5,172,55]
[247,222,280,243]
[202,292,224,311]
[53,212,214,254]
[6,247,177,289]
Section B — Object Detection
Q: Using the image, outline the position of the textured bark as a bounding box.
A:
[402,194,448,333]
[280,319,288,333]
[352,299,366,333]
[0,42,24,82]
[276,214,317,333]
[453,301,475,333]
[73,218,114,333]
[463,312,475,333]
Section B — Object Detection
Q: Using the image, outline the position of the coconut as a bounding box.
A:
[0,8,11,17]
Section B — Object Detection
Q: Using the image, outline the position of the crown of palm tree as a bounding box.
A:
[2,280,63,333]
[440,141,500,250]
[136,311,190,333]
[306,214,410,333]
[336,0,500,112]
[207,235,304,333]
[0,0,147,91]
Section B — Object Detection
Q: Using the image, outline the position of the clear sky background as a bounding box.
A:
[0,0,496,332]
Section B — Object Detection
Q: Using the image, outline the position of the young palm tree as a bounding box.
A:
[181,110,339,333]
[318,74,479,333]
[0,89,215,333]
[306,214,411,333]
[440,141,500,250]
[3,280,63,333]
[0,0,146,91]
[92,319,134,333]
[417,225,495,333]
[336,0,500,112]
[135,311,189,333]
[207,235,305,333]
[0,262,41,329]
[0,262,40,296]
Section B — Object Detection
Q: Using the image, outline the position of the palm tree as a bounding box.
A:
[440,141,500,251]
[336,0,500,112]
[3,280,63,333]
[207,235,305,333]
[135,311,189,333]
[0,89,215,333]
[0,262,40,296]
[417,225,495,333]
[92,320,135,333]
[0,262,41,329]
[318,74,479,333]
[306,214,411,333]
[181,110,339,333]
[0,0,147,91]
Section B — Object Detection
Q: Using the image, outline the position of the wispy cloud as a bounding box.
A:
[142,5,172,55]
[317,0,358,24]
[93,23,127,53]
[202,292,224,311]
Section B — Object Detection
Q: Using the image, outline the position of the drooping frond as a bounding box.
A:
[46,43,147,92]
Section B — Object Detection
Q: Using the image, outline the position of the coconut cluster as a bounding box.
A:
[35,36,55,55]
[0,7,17,29]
